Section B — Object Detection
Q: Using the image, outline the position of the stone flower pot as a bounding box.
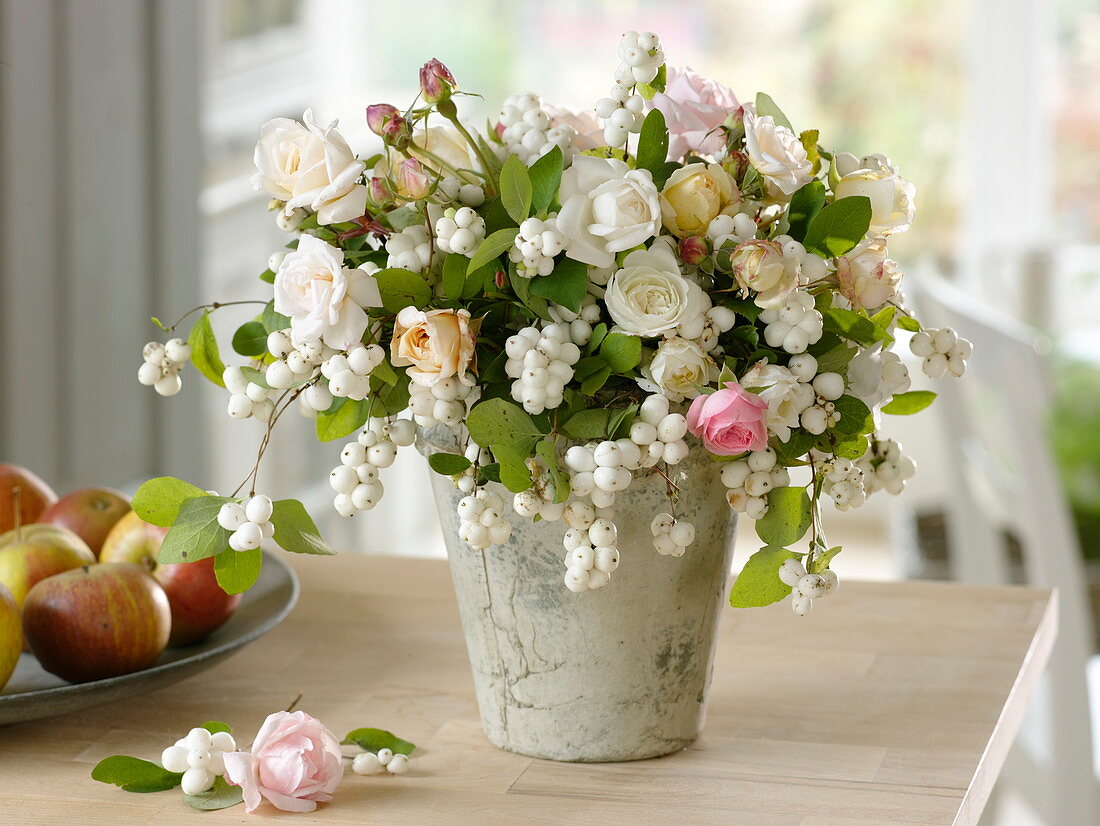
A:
[419,426,737,762]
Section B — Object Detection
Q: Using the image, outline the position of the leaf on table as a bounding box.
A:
[91,755,182,793]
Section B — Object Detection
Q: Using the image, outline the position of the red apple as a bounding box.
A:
[0,464,57,535]
[101,512,242,646]
[22,563,170,683]
[38,487,131,557]
[0,582,20,690]
[0,523,97,607]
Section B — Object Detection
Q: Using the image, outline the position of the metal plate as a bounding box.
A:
[0,550,299,725]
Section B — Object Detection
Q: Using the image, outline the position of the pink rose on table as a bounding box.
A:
[223,711,343,814]
[686,382,769,455]
[649,67,740,160]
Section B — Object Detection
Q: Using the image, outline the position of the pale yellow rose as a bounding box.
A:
[659,163,740,238]
[730,239,798,307]
[391,307,479,386]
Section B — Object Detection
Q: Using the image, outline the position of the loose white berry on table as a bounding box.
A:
[181,767,215,795]
[376,748,394,766]
[352,752,384,776]
[386,753,410,774]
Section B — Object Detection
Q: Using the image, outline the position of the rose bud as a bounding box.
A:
[678,235,708,265]
[366,103,411,146]
[396,158,432,201]
[419,58,457,104]
[723,150,750,183]
[367,176,394,209]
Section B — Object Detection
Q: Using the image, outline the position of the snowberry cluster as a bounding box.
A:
[161,727,237,796]
[385,225,432,272]
[264,331,330,409]
[614,30,665,85]
[408,375,478,427]
[224,365,277,423]
[512,458,565,521]
[779,558,839,617]
[329,419,414,517]
[453,442,489,494]
[565,442,636,509]
[546,296,602,343]
[720,448,791,520]
[698,305,739,352]
[594,83,646,148]
[562,515,619,592]
[650,513,696,557]
[434,207,487,257]
[759,291,823,354]
[218,495,274,551]
[138,338,192,397]
[819,456,867,511]
[457,487,512,550]
[629,394,692,466]
[505,324,582,414]
[799,371,846,435]
[909,326,972,379]
[509,215,568,277]
[848,347,911,409]
[497,92,578,165]
[857,437,916,495]
[436,176,485,208]
[320,343,385,401]
[352,748,409,776]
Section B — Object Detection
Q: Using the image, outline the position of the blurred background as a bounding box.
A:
[1,1,1098,822]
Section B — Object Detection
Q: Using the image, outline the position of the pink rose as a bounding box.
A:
[649,67,740,160]
[686,381,769,455]
[223,711,343,814]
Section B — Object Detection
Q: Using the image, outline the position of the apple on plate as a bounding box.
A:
[0,582,21,690]
[0,463,57,535]
[38,487,131,557]
[22,562,170,683]
[101,512,243,646]
[0,523,97,608]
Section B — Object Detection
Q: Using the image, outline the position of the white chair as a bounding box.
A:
[914,274,1098,825]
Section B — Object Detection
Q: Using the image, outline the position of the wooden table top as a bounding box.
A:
[0,554,1056,825]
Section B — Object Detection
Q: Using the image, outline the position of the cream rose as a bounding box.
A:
[390,306,478,386]
[837,237,902,310]
[743,112,813,199]
[730,239,799,308]
[660,163,740,238]
[639,337,717,402]
[604,244,698,337]
[274,235,378,350]
[739,360,815,442]
[253,110,368,226]
[834,153,915,236]
[556,155,662,268]
[407,124,480,182]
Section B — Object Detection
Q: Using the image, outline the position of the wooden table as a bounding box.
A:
[0,554,1056,825]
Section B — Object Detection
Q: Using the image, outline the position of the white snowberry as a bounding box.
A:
[759,292,823,354]
[910,326,972,378]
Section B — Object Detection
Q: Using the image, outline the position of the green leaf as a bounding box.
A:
[530,257,588,313]
[729,546,801,608]
[342,728,416,755]
[375,268,432,314]
[802,196,872,258]
[882,390,937,415]
[833,395,874,436]
[599,332,641,373]
[636,63,667,99]
[183,776,244,811]
[91,756,181,793]
[158,495,234,563]
[259,268,276,284]
[528,146,563,215]
[369,369,411,416]
[509,265,552,320]
[188,312,226,387]
[832,434,869,460]
[536,439,570,504]
[809,546,842,574]
[271,498,335,555]
[262,301,291,333]
[429,453,472,476]
[132,476,206,527]
[499,154,533,224]
[653,160,680,190]
[772,429,815,464]
[201,721,232,735]
[239,365,271,389]
[635,108,669,175]
[755,92,794,132]
[560,408,619,440]
[468,227,520,274]
[573,356,612,396]
[493,442,533,492]
[755,487,813,546]
[823,307,882,346]
[585,322,609,354]
[315,397,371,442]
[442,254,493,301]
[231,321,268,357]
[466,398,546,452]
[786,181,826,243]
[813,343,858,375]
[897,315,922,333]
[869,306,896,331]
[214,547,262,594]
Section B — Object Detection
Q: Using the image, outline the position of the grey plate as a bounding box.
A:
[0,549,299,726]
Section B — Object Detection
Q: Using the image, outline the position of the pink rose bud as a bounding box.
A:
[366,103,410,146]
[367,176,394,208]
[686,381,769,456]
[396,158,432,200]
[678,236,708,265]
[419,58,457,104]
[494,267,507,289]
[222,711,343,814]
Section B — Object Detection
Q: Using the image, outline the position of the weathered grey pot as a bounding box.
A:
[418,426,737,762]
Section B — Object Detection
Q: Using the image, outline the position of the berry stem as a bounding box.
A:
[163,300,268,333]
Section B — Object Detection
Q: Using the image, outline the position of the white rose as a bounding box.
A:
[603,244,696,337]
[274,235,379,349]
[639,337,717,402]
[252,110,368,226]
[556,155,662,268]
[836,237,902,311]
[739,360,815,442]
[743,112,813,199]
[834,153,915,236]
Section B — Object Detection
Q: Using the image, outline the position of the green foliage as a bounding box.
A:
[822,307,888,346]
[636,63,667,99]
[536,439,570,503]
[214,547,262,594]
[493,442,533,492]
[342,728,416,755]
[262,301,291,333]
[183,777,244,810]
[813,342,858,375]
[833,395,874,436]
[428,453,472,476]
[786,181,826,243]
[832,434,869,460]
[201,721,232,735]
[231,321,268,357]
[599,332,641,373]
[375,268,432,314]
[369,368,411,416]
[91,756,181,793]
[809,546,842,574]
[755,487,813,546]
[528,146,563,215]
[315,397,371,442]
[132,476,206,527]
[573,356,612,396]
[635,109,669,177]
[802,196,872,258]
[881,390,937,415]
[509,265,552,320]
[772,430,814,465]
[499,154,533,224]
[530,257,588,313]
[468,227,520,273]
[755,92,794,132]
[466,398,546,452]
[158,495,234,564]
[897,315,922,333]
[271,498,334,555]
[585,322,609,354]
[188,312,226,387]
[729,546,801,608]
[560,408,623,440]
[442,253,493,300]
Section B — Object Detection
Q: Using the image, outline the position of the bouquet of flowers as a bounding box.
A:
[134,31,970,615]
